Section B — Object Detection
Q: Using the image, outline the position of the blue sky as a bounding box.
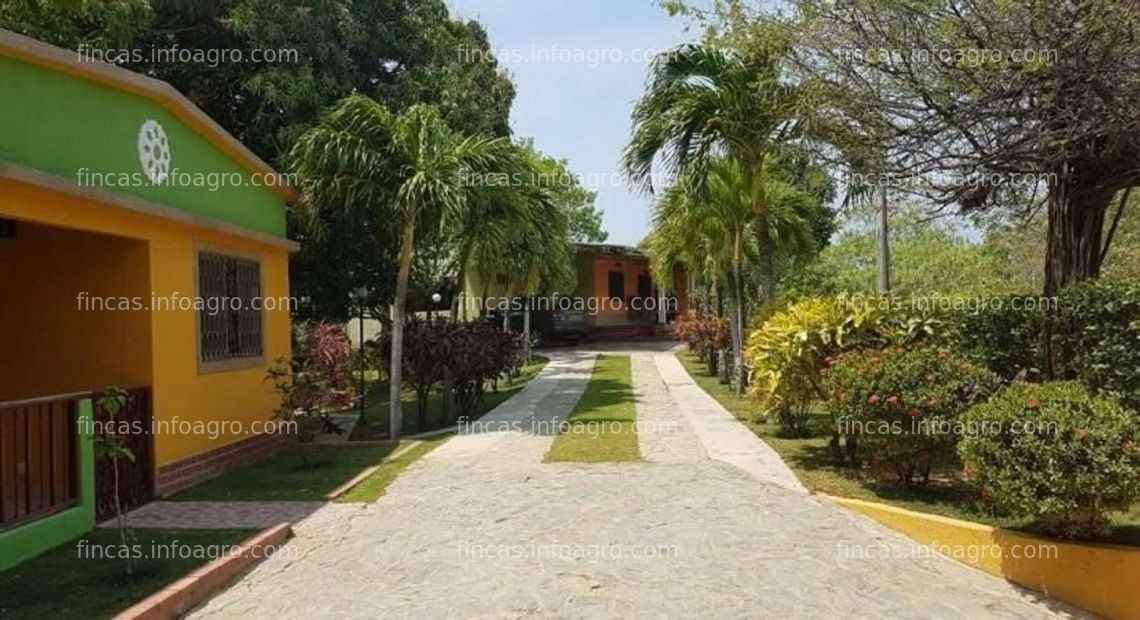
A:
[447,0,695,245]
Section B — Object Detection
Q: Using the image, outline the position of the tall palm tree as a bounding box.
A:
[647,156,817,393]
[471,154,575,359]
[291,95,515,439]
[624,43,799,300]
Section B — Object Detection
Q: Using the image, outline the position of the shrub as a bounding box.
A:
[266,321,354,466]
[824,347,998,485]
[958,382,1140,539]
[948,282,1139,410]
[1055,279,1140,411]
[302,321,355,408]
[673,311,729,375]
[381,319,523,424]
[400,317,450,428]
[445,321,522,419]
[744,294,942,437]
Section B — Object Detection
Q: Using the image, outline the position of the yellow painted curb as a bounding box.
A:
[824,494,1140,619]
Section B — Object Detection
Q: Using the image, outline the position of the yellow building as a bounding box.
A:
[0,30,295,568]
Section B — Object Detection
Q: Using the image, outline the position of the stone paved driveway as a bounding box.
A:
[189,347,1083,619]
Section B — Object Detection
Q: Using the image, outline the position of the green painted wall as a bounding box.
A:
[0,56,286,237]
[0,399,96,572]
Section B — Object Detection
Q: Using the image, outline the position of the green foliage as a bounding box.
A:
[959,382,1140,539]
[824,347,997,487]
[1055,279,1140,411]
[948,296,1050,382]
[788,205,1022,298]
[744,295,943,436]
[947,280,1140,410]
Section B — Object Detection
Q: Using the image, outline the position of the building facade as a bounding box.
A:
[0,30,296,569]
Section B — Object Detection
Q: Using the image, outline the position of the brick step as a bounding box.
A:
[585,325,675,342]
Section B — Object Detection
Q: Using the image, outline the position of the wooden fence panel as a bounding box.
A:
[0,396,79,530]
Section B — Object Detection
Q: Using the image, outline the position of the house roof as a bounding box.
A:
[575,242,649,259]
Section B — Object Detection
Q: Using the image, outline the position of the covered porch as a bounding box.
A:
[0,217,155,569]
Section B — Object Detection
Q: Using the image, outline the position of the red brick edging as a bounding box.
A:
[113,522,293,620]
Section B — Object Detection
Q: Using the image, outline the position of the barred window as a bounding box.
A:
[198,252,262,364]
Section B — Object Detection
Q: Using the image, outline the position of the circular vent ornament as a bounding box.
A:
[137,119,171,184]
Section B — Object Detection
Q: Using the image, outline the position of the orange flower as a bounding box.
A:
[886,395,900,406]
[1075,428,1090,440]
[1026,397,1041,410]
[871,356,883,366]
[868,393,882,405]
[836,390,848,404]
[926,395,940,407]
[908,407,921,417]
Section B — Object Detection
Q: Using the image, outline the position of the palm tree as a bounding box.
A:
[648,157,814,393]
[624,43,799,300]
[291,95,515,439]
[471,152,575,360]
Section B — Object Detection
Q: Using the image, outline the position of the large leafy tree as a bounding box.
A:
[624,42,801,300]
[290,96,516,438]
[777,0,1140,294]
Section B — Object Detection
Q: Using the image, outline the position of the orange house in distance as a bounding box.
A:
[573,243,688,339]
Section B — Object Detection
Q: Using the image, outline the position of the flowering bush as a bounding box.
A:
[823,347,998,486]
[673,311,729,375]
[958,382,1140,539]
[744,295,943,437]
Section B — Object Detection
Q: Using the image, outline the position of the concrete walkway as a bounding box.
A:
[102,501,324,529]
[189,347,1082,619]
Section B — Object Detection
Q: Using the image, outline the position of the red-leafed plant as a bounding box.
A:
[265,321,355,468]
[673,311,729,375]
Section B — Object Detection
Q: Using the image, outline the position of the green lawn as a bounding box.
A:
[351,356,549,440]
[545,354,640,463]
[0,528,253,620]
[335,435,451,502]
[169,443,401,501]
[676,350,1140,546]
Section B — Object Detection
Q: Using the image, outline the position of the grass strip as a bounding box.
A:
[0,528,253,620]
[169,444,400,502]
[545,354,640,463]
[335,436,450,502]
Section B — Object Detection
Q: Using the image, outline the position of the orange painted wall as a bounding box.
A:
[584,253,689,325]
[0,178,291,467]
[0,222,152,399]
[589,255,648,323]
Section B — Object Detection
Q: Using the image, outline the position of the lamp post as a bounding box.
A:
[430,292,442,321]
[351,286,368,423]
